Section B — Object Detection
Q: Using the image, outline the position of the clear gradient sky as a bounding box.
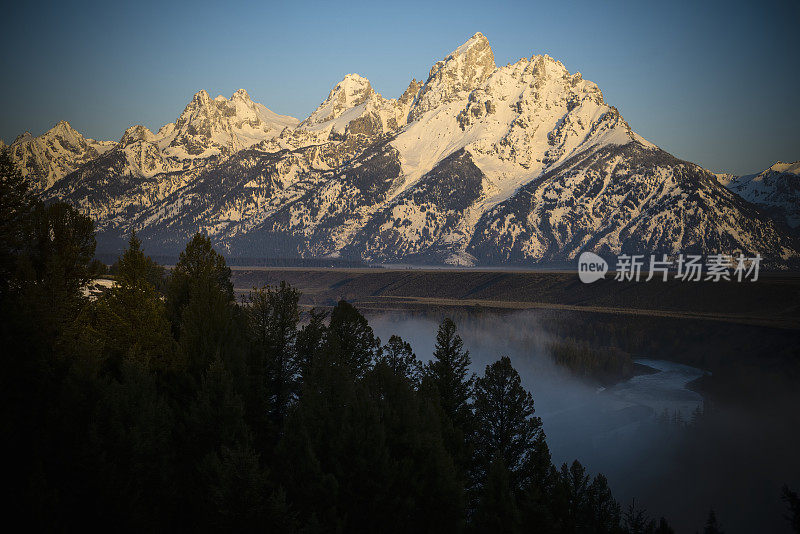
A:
[1,0,797,175]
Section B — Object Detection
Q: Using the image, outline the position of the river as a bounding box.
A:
[369,311,798,532]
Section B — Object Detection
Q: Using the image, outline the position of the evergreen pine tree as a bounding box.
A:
[278,345,463,533]
[782,485,800,534]
[552,460,591,533]
[586,473,622,534]
[653,516,675,534]
[116,230,165,290]
[379,334,423,386]
[473,356,544,487]
[703,509,724,534]
[166,232,233,335]
[167,234,240,378]
[425,317,474,433]
[622,499,654,534]
[542,462,621,533]
[18,202,96,345]
[295,307,327,380]
[245,282,301,448]
[88,233,176,371]
[424,318,476,493]
[472,456,522,534]
[0,151,36,296]
[325,300,379,378]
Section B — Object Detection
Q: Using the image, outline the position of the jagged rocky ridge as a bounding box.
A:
[6,33,799,266]
[6,121,115,190]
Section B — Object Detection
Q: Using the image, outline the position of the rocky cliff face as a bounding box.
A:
[409,32,496,122]
[7,33,797,266]
[159,88,299,159]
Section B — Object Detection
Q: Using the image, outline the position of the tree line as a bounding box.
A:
[3,151,795,532]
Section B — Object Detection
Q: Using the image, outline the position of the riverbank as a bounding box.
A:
[231,267,800,330]
[232,267,800,405]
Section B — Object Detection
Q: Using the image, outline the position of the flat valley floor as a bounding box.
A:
[230,267,800,331]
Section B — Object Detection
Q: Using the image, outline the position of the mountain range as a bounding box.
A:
[715,162,800,235]
[4,33,799,267]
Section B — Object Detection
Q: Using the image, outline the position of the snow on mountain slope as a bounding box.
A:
[104,76,426,254]
[32,33,800,266]
[296,73,417,142]
[6,121,115,190]
[335,37,658,265]
[44,89,302,230]
[344,148,487,265]
[46,142,209,237]
[116,125,188,178]
[156,88,299,159]
[392,48,636,202]
[301,74,375,127]
[713,172,736,187]
[222,141,404,259]
[131,143,339,252]
[469,144,797,264]
[719,161,800,228]
[408,32,496,122]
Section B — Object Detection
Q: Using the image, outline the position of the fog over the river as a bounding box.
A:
[369,311,800,534]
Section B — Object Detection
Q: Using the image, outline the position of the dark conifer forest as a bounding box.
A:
[2,152,798,533]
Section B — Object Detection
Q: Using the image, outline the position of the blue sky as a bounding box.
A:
[1,0,797,175]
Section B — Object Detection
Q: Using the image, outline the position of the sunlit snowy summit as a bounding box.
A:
[6,33,799,266]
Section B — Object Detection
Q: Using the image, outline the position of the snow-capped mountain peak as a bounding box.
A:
[720,160,800,228]
[20,32,799,267]
[301,73,376,127]
[13,131,34,144]
[231,88,252,101]
[6,120,114,190]
[192,89,212,105]
[409,31,496,121]
[49,120,81,139]
[766,161,800,176]
[120,124,157,146]
[453,31,490,56]
[155,88,299,159]
[392,40,634,200]
[291,73,418,145]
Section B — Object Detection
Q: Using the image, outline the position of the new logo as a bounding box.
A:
[578,252,608,283]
